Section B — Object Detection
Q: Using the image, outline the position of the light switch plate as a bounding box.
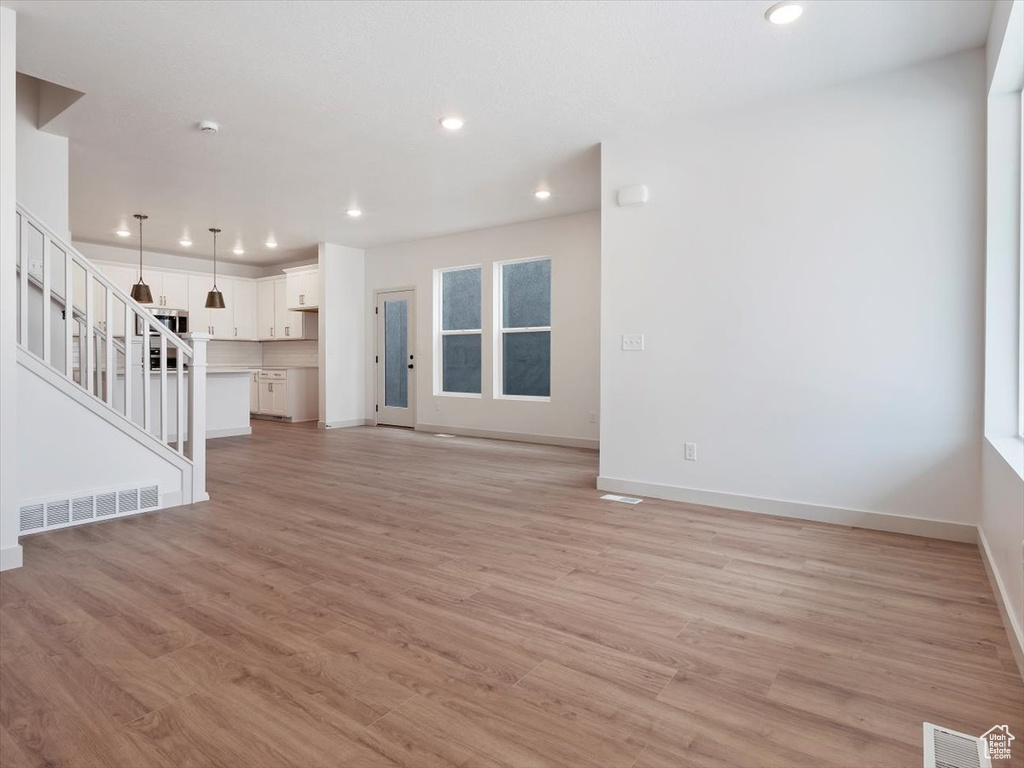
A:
[622,334,645,351]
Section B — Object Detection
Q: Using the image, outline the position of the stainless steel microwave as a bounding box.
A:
[137,309,188,337]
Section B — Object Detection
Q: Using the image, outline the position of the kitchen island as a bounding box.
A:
[114,367,251,440]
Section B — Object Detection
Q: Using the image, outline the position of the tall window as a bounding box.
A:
[437,266,482,394]
[497,257,551,398]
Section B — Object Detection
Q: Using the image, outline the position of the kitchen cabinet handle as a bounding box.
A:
[270,327,275,338]
[299,294,304,305]
[285,326,290,337]
[234,327,237,337]
[268,383,273,392]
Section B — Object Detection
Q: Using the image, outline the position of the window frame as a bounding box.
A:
[434,264,483,398]
[493,255,552,402]
[1018,90,1024,439]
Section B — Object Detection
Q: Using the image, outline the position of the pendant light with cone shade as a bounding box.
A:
[205,228,226,309]
[129,214,154,304]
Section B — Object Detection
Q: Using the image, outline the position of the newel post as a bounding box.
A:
[184,332,210,503]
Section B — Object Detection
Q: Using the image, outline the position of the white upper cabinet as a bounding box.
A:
[284,266,319,310]
[209,280,234,339]
[91,262,310,342]
[257,278,276,339]
[187,274,234,339]
[156,270,189,310]
[187,275,212,335]
[232,278,257,340]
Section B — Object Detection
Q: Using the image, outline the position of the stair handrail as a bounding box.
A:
[14,203,209,503]
[15,203,194,358]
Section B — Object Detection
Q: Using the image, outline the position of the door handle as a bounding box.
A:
[407,364,414,369]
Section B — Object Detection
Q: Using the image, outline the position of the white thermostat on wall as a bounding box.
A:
[617,184,649,207]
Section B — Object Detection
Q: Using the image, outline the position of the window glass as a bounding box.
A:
[442,334,482,394]
[503,331,550,397]
[502,260,551,328]
[442,268,481,331]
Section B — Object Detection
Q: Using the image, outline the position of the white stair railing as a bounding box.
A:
[15,203,207,503]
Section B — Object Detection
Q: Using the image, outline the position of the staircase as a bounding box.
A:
[13,203,208,536]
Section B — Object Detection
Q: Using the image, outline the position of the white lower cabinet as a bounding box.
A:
[252,368,317,422]
[249,370,260,412]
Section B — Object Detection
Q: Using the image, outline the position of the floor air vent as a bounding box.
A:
[18,483,161,534]
[72,496,94,521]
[46,499,70,527]
[19,504,43,532]
[924,723,990,768]
[600,493,643,505]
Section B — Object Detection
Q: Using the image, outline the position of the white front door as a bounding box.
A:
[375,289,416,427]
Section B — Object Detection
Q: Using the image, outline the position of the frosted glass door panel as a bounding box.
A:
[384,299,408,408]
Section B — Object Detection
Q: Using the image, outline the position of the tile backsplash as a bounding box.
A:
[207,340,318,369]
[208,341,262,368]
[262,340,319,368]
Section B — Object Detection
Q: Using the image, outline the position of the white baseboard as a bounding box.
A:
[318,418,369,429]
[0,545,23,571]
[978,527,1024,680]
[162,490,183,508]
[163,427,251,442]
[415,423,599,450]
[209,426,252,439]
[596,476,978,543]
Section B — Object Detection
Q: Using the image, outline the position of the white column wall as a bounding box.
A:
[0,7,21,570]
[318,242,366,428]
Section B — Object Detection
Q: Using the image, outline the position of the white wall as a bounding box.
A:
[16,362,185,508]
[599,51,985,538]
[74,240,264,279]
[319,242,365,428]
[364,211,600,447]
[16,73,69,239]
[0,7,20,570]
[981,0,1024,670]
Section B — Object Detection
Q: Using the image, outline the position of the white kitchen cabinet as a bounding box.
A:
[258,276,317,340]
[258,374,288,416]
[187,276,211,335]
[249,369,260,412]
[154,270,189,310]
[284,266,319,310]
[92,264,136,337]
[253,368,317,421]
[232,278,257,340]
[187,275,234,339]
[210,280,234,339]
[257,279,276,339]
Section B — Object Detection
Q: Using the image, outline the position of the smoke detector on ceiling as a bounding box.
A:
[197,120,219,134]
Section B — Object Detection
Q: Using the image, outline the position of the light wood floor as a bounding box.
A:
[1,421,1022,768]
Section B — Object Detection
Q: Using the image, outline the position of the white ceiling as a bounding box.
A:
[4,0,994,266]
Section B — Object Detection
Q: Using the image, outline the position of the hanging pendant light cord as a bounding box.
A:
[212,229,218,288]
[134,213,148,281]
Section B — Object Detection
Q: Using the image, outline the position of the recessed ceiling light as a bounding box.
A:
[116,228,131,237]
[233,246,244,255]
[265,239,277,248]
[347,208,362,218]
[534,190,551,200]
[765,1,803,24]
[179,238,192,247]
[440,116,464,131]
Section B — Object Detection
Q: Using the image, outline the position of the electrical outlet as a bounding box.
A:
[622,333,645,351]
[589,411,598,424]
[684,442,697,461]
